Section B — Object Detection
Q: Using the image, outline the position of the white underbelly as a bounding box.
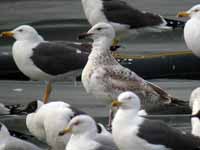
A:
[12,42,53,80]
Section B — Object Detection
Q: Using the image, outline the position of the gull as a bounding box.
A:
[80,22,187,119]
[189,87,200,137]
[111,91,200,150]
[177,4,200,57]
[81,0,185,46]
[0,25,90,103]
[26,100,86,150]
[0,122,43,150]
[58,114,118,150]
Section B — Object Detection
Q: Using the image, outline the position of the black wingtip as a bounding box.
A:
[191,110,200,119]
[171,97,189,107]
[164,18,185,29]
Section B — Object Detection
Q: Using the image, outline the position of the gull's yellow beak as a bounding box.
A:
[177,11,190,18]
[58,127,72,136]
[0,31,14,38]
[111,100,123,107]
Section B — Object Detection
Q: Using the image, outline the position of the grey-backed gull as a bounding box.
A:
[177,4,200,58]
[0,25,89,103]
[81,0,185,46]
[112,91,200,150]
[0,123,42,150]
[59,115,118,150]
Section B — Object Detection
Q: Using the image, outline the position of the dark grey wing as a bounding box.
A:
[102,0,164,28]
[4,137,42,150]
[137,119,200,150]
[95,144,118,150]
[31,41,89,75]
[95,135,119,150]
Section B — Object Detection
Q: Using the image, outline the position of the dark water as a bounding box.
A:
[0,0,200,148]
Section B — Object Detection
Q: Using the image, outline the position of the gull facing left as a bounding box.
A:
[112,91,200,150]
[0,25,89,103]
[80,22,187,114]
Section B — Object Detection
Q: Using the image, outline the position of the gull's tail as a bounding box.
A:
[147,81,188,106]
[164,18,185,29]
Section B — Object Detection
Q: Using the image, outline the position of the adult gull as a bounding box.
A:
[81,0,185,46]
[59,114,118,150]
[177,4,200,58]
[0,25,89,103]
[26,100,86,150]
[112,91,200,150]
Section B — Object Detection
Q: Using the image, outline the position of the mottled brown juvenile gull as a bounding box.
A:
[80,22,187,127]
[112,91,200,150]
[80,22,187,108]
[0,25,89,103]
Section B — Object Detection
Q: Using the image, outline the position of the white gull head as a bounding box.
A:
[67,115,97,135]
[187,4,200,19]
[11,25,43,41]
[117,91,141,111]
[87,22,115,41]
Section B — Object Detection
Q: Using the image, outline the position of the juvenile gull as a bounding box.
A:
[0,122,42,150]
[112,91,200,150]
[177,4,200,58]
[80,22,187,119]
[0,25,89,103]
[59,115,118,150]
[81,0,185,46]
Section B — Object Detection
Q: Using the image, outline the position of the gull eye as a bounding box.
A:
[18,29,23,32]
[194,9,199,12]
[97,27,102,31]
[74,121,80,126]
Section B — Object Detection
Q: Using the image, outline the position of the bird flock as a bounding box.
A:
[0,1,200,150]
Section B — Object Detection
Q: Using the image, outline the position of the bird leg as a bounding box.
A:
[43,81,52,104]
[107,106,114,131]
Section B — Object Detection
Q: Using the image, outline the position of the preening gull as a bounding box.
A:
[0,25,90,103]
[80,22,187,120]
[0,122,42,150]
[177,4,200,58]
[59,115,118,150]
[26,100,86,150]
[112,91,200,150]
[81,0,185,46]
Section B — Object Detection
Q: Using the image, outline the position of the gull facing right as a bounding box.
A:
[80,22,187,112]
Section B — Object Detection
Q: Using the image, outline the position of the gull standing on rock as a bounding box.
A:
[80,22,187,118]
